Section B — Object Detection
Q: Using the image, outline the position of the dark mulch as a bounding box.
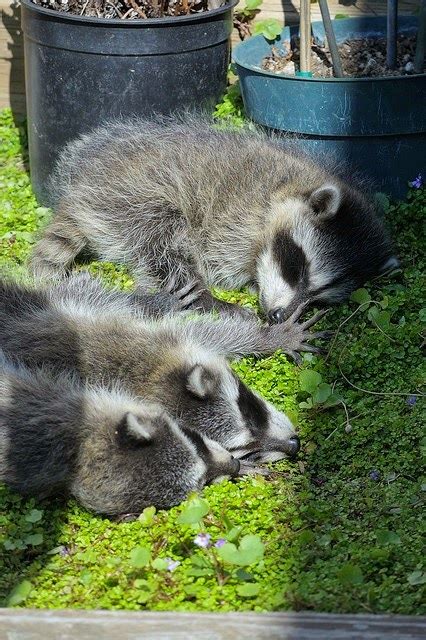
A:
[262,34,419,78]
[31,0,225,19]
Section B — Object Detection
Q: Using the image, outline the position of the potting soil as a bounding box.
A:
[261,34,419,78]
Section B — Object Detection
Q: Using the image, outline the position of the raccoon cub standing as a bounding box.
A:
[30,115,398,323]
[0,352,241,515]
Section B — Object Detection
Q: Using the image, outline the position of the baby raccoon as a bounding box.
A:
[30,114,398,323]
[0,352,240,515]
[0,274,329,461]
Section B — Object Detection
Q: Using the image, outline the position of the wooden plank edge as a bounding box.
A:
[0,609,425,640]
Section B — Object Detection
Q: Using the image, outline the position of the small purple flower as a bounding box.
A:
[166,559,180,572]
[410,174,423,189]
[369,470,380,482]
[406,395,417,407]
[214,538,227,548]
[193,533,211,548]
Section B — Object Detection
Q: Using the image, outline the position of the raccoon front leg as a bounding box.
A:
[30,211,87,279]
[186,304,331,363]
[131,210,256,320]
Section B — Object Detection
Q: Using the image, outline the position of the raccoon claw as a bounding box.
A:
[288,350,303,365]
[174,284,202,309]
[299,344,325,355]
[301,308,330,329]
[287,300,312,323]
[269,305,331,361]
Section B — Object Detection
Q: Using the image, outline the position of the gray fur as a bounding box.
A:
[0,274,320,461]
[30,114,397,320]
[0,351,239,515]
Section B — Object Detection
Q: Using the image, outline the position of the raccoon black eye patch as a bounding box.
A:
[237,379,268,433]
[272,234,308,289]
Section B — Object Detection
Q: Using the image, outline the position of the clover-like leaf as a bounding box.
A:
[138,506,156,526]
[152,557,169,571]
[129,546,151,568]
[312,383,332,404]
[407,570,426,586]
[7,580,33,606]
[177,498,209,525]
[245,0,262,10]
[299,370,322,393]
[322,392,343,408]
[25,509,43,523]
[350,288,371,305]
[337,563,364,585]
[218,534,264,566]
[80,570,93,586]
[376,530,401,546]
[226,526,243,542]
[24,533,43,546]
[253,19,282,41]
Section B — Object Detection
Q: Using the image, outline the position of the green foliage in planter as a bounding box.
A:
[0,108,424,614]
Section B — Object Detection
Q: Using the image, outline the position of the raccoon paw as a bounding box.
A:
[274,305,331,362]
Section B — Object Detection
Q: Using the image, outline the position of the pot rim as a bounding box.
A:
[20,0,238,26]
[233,16,426,83]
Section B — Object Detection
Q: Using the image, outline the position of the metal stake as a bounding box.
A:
[387,0,398,69]
[318,0,344,77]
[414,0,426,74]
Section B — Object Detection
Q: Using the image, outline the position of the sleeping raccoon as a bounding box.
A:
[30,114,398,323]
[0,352,241,515]
[0,274,330,461]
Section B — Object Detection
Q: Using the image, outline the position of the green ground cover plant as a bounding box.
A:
[0,108,424,613]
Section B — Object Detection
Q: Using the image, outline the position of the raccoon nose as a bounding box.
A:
[268,308,286,324]
[230,456,241,476]
[286,435,301,457]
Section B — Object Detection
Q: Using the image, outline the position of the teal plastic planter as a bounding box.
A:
[233,17,426,198]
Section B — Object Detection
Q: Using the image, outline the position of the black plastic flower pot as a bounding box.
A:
[233,17,426,199]
[21,0,237,204]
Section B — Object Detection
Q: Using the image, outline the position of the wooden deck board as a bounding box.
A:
[1,609,426,640]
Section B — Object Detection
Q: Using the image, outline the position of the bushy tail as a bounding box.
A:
[29,213,86,279]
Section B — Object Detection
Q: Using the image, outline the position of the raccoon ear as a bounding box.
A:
[309,184,341,219]
[380,256,400,274]
[186,364,217,400]
[117,412,155,445]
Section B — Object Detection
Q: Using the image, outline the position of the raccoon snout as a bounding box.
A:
[268,308,286,324]
[285,435,301,457]
[230,456,241,476]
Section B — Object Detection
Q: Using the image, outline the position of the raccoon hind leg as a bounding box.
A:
[29,211,88,279]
